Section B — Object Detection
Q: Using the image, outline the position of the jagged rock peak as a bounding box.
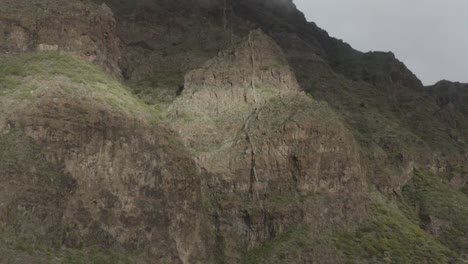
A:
[168,29,302,154]
[183,29,300,102]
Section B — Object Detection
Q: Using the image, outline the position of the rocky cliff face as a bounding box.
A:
[0,54,209,263]
[429,80,468,119]
[0,0,121,76]
[0,0,467,263]
[168,30,367,262]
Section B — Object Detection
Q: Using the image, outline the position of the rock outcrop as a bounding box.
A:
[169,30,367,262]
[0,54,209,263]
[429,80,468,119]
[0,0,121,76]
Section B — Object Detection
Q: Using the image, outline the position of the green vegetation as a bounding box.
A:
[334,193,461,264]
[60,247,133,264]
[10,243,133,264]
[0,53,158,121]
[462,184,468,196]
[14,241,35,255]
[241,226,313,264]
[402,170,468,253]
[0,53,107,85]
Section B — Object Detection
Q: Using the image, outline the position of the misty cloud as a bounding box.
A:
[293,0,468,85]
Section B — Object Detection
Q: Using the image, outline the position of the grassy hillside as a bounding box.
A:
[335,193,462,264]
[0,53,156,120]
[401,171,468,254]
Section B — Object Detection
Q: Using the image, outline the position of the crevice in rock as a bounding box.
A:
[243,108,260,199]
[247,132,258,199]
[176,84,185,96]
[213,212,225,263]
[242,210,253,231]
[223,0,228,31]
[247,31,257,104]
[290,155,300,191]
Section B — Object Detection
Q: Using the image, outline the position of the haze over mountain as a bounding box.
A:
[295,0,468,85]
[0,0,467,263]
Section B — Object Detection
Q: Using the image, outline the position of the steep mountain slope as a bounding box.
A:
[0,0,467,263]
[0,54,210,263]
[168,30,367,262]
[229,0,467,189]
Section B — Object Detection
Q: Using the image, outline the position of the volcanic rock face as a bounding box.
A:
[429,80,468,120]
[169,30,367,262]
[170,30,301,151]
[0,0,467,263]
[96,0,240,81]
[0,0,121,76]
[0,56,208,263]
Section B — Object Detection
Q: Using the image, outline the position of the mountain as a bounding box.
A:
[0,0,466,263]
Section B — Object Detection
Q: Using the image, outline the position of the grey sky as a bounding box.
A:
[293,0,468,85]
